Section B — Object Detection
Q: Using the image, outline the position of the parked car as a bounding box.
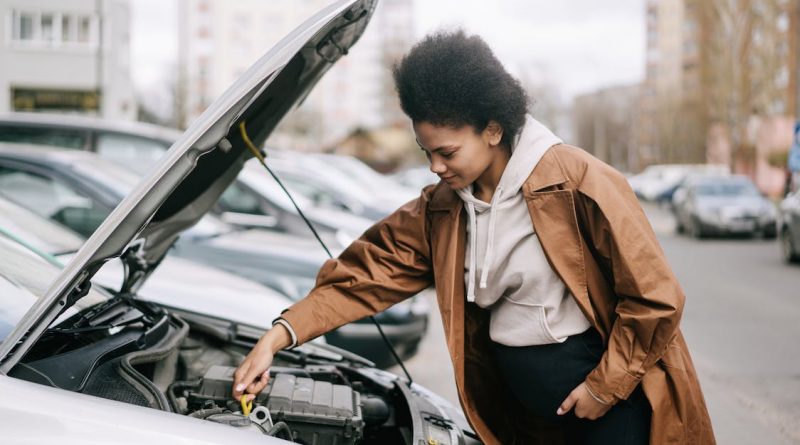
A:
[215,157,375,238]
[238,152,401,221]
[0,144,429,367]
[310,152,418,209]
[0,195,298,329]
[629,163,730,202]
[673,175,777,238]
[779,189,800,263]
[0,111,181,175]
[391,165,440,190]
[0,1,477,443]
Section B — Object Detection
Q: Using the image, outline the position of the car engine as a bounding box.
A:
[9,298,478,444]
[173,365,369,444]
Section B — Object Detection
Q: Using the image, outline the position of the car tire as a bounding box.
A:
[675,219,685,234]
[762,226,777,240]
[690,218,704,239]
[781,229,800,264]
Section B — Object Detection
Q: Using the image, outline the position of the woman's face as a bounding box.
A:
[413,120,505,190]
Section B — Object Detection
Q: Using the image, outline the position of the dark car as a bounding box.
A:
[673,175,778,238]
[779,189,800,263]
[0,145,429,368]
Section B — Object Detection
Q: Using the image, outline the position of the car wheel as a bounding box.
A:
[675,219,685,234]
[781,229,800,263]
[762,226,777,240]
[690,218,704,239]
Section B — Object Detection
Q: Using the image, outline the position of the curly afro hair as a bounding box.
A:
[392,30,529,149]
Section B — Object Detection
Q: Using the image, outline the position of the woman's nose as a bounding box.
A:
[429,157,446,174]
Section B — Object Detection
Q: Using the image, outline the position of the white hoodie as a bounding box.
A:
[455,115,590,346]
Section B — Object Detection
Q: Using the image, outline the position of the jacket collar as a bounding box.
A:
[523,144,569,193]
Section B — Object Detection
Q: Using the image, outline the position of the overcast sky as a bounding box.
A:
[131,0,645,104]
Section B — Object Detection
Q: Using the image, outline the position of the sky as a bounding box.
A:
[131,0,645,106]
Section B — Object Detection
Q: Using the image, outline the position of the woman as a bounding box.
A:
[233,31,715,444]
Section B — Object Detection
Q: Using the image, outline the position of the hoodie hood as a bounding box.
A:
[454,115,562,302]
[455,114,562,206]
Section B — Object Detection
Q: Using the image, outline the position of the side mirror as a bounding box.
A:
[220,212,278,229]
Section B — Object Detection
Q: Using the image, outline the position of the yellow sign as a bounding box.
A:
[12,88,100,112]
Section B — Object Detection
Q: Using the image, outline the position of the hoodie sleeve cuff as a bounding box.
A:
[271,318,298,349]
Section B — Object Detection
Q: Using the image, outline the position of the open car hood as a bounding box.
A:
[0,0,376,373]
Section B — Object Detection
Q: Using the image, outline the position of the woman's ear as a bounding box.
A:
[484,121,504,146]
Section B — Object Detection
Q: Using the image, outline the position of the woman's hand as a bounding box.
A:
[557,382,613,420]
[232,323,292,401]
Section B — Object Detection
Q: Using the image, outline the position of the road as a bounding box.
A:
[390,202,800,444]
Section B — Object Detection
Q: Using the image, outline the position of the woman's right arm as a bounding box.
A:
[232,322,292,400]
[232,184,437,399]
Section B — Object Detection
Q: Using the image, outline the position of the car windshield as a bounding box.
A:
[695,181,760,197]
[0,234,107,341]
[239,166,314,211]
[70,156,142,198]
[0,197,84,254]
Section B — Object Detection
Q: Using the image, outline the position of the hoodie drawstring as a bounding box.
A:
[480,187,502,289]
[466,201,478,302]
[465,187,503,303]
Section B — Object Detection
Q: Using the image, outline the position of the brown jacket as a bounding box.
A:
[280,144,715,444]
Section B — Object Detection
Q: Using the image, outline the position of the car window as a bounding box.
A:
[0,124,88,150]
[95,133,170,175]
[280,175,349,211]
[0,235,107,341]
[0,167,109,237]
[219,181,269,215]
[0,197,85,254]
[694,181,760,197]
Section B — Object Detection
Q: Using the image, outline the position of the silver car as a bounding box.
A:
[673,175,778,238]
[0,1,477,443]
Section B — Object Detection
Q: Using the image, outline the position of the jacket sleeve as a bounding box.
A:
[572,155,685,404]
[278,185,435,346]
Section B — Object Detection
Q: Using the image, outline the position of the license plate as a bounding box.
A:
[729,220,755,231]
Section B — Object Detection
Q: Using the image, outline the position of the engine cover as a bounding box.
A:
[191,366,364,444]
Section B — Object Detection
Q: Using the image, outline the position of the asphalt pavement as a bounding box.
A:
[390,201,800,444]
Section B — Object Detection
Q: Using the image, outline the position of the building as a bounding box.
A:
[0,0,135,120]
[637,0,705,168]
[639,0,798,195]
[573,83,641,173]
[176,0,332,127]
[177,0,414,149]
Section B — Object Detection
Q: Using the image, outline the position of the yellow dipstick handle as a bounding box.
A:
[238,121,266,162]
[240,394,253,416]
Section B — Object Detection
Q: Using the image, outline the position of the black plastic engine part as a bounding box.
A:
[186,366,365,444]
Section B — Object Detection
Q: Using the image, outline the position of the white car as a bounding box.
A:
[0,1,477,444]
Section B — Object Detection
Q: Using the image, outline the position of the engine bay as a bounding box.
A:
[8,296,471,445]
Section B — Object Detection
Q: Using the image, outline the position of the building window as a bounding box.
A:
[16,12,35,40]
[9,10,98,48]
[41,14,55,42]
[77,16,92,43]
